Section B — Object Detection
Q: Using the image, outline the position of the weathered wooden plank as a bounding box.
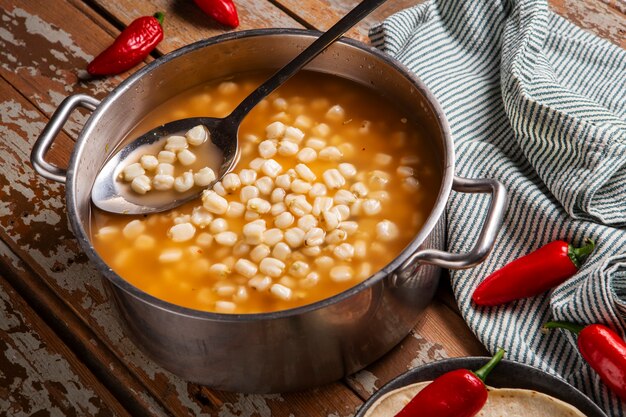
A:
[273,0,418,42]
[345,295,487,400]
[0,272,131,417]
[275,0,626,47]
[86,0,303,54]
[550,0,626,48]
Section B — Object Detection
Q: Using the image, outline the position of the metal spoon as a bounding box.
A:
[92,0,387,215]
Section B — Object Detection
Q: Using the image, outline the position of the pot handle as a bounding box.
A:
[31,94,100,184]
[394,176,507,283]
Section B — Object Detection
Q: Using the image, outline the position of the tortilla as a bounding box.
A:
[363,381,587,416]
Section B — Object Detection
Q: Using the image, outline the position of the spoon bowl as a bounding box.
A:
[90,0,387,215]
[91,116,238,214]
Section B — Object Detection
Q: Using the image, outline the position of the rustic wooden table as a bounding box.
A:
[0,0,624,416]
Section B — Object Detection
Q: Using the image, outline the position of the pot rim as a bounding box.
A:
[67,28,455,322]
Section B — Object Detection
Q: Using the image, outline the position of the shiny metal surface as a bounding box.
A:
[36,29,505,392]
[90,0,387,215]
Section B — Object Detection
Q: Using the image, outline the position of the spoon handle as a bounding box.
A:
[225,0,388,126]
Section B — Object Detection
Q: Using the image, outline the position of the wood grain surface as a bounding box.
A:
[0,0,624,415]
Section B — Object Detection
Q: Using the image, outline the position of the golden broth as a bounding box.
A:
[91,72,441,313]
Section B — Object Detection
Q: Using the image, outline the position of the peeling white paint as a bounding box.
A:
[407,331,448,370]
[0,26,24,46]
[50,49,68,62]
[218,394,284,417]
[348,370,378,396]
[11,7,92,62]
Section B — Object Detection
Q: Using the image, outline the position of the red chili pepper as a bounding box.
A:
[472,239,595,306]
[394,349,505,417]
[87,12,164,76]
[544,321,626,401]
[193,0,239,28]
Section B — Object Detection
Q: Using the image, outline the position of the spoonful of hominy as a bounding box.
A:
[91,0,388,215]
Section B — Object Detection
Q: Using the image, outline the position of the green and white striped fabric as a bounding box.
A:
[370,0,626,414]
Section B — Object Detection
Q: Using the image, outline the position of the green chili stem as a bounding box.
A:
[474,348,505,382]
[543,321,585,335]
[568,238,595,269]
[154,12,165,25]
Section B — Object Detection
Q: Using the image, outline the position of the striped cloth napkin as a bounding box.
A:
[370,0,626,415]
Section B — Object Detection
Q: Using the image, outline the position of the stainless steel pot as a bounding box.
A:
[31,29,506,393]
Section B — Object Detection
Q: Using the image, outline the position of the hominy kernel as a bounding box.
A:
[243,219,266,245]
[309,183,327,198]
[369,170,391,189]
[123,220,145,239]
[350,199,363,216]
[260,257,286,277]
[321,210,341,231]
[272,242,291,261]
[326,104,345,122]
[202,190,229,214]
[173,214,191,225]
[290,179,312,194]
[140,155,158,171]
[194,167,216,187]
[338,143,355,158]
[134,234,156,250]
[358,120,371,134]
[196,232,213,247]
[284,227,305,248]
[185,125,208,146]
[330,265,354,282]
[96,226,119,240]
[218,81,238,95]
[131,175,152,194]
[239,169,257,185]
[240,185,260,203]
[304,227,325,246]
[250,244,271,263]
[326,229,347,244]
[234,259,258,278]
[215,301,236,313]
[159,248,183,263]
[271,188,286,203]
[222,173,242,192]
[296,147,317,163]
[283,126,305,144]
[168,222,196,242]
[333,204,350,221]
[354,240,367,259]
[248,275,272,291]
[165,135,188,152]
[214,282,236,297]
[157,151,177,164]
[234,286,249,302]
[233,241,251,257]
[334,189,356,205]
[209,218,228,234]
[362,199,382,216]
[302,246,321,257]
[374,153,393,166]
[403,177,420,192]
[274,211,295,229]
[305,138,326,150]
[338,221,358,235]
[278,140,299,156]
[247,197,271,214]
[301,272,320,288]
[319,146,343,161]
[177,149,197,166]
[263,228,284,247]
[297,214,317,232]
[312,123,330,137]
[156,163,175,177]
[270,283,292,300]
[275,174,292,189]
[315,256,334,270]
[266,121,286,139]
[294,114,313,129]
[213,181,227,196]
[270,202,287,216]
[225,202,245,218]
[174,172,194,192]
[397,166,414,177]
[312,196,334,217]
[400,155,420,165]
[287,195,312,217]
[333,243,354,260]
[255,176,274,195]
[358,262,372,279]
[209,263,230,277]
[322,169,345,189]
[261,159,282,178]
[245,211,260,222]
[376,220,399,241]
[289,261,310,278]
[258,140,277,158]
[215,231,237,246]
[123,163,145,181]
[338,163,357,179]
[273,97,288,110]
[249,157,266,171]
